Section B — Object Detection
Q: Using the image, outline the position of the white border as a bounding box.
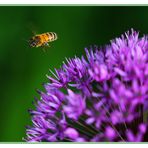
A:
[0,0,148,147]
[1,143,148,148]
[1,0,148,4]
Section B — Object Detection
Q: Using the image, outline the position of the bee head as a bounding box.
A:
[28,38,37,47]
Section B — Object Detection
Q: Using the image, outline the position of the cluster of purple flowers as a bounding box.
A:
[26,29,148,142]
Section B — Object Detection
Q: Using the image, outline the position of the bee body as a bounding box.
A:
[29,32,57,48]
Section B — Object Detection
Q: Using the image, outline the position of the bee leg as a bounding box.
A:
[45,43,50,47]
[42,43,50,52]
[42,47,46,52]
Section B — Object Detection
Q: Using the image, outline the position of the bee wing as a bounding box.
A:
[27,22,39,35]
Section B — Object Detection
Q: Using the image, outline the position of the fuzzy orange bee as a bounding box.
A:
[28,32,58,48]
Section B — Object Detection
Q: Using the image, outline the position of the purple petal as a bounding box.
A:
[64,128,79,140]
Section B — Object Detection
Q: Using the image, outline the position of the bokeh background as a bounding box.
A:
[0,6,148,142]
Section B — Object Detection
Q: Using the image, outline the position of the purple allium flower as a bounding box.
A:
[63,89,86,120]
[25,29,148,142]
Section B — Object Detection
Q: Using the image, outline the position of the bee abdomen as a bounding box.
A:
[47,32,58,42]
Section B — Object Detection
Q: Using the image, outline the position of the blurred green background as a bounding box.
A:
[0,6,148,142]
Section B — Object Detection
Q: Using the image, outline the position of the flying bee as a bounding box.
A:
[28,32,58,49]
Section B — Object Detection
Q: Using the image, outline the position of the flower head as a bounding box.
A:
[26,29,148,142]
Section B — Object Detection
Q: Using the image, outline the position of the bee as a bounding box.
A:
[28,32,58,48]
